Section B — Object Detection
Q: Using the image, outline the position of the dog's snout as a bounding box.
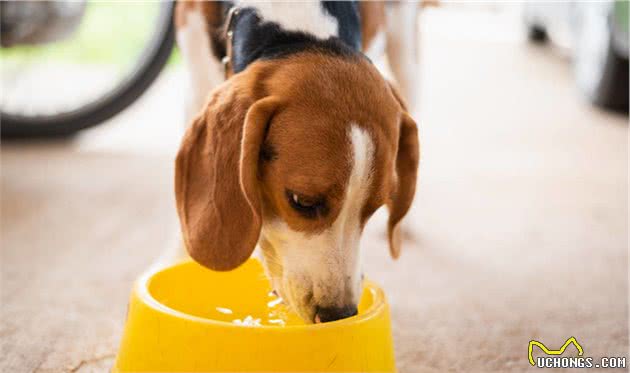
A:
[314,305,358,323]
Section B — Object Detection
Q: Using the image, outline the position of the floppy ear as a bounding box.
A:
[387,84,420,259]
[175,85,281,271]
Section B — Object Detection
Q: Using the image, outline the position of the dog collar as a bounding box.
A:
[222,6,241,79]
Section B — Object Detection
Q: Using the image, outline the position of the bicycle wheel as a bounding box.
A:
[1,1,175,138]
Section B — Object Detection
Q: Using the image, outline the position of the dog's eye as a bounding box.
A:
[286,190,324,218]
[289,192,317,210]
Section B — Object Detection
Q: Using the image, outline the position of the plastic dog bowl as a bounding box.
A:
[113,259,396,372]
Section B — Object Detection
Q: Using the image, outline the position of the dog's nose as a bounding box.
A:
[314,305,358,323]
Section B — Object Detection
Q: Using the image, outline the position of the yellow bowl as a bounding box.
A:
[113,259,396,372]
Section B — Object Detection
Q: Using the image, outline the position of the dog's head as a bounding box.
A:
[175,51,419,323]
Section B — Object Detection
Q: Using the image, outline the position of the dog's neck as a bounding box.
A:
[229,3,362,74]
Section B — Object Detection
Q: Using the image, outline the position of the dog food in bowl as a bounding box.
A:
[210,290,304,326]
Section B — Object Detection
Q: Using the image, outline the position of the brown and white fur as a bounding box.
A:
[174,1,420,323]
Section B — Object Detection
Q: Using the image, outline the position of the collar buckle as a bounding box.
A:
[222,7,241,79]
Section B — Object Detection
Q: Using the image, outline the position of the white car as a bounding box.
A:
[524,1,628,112]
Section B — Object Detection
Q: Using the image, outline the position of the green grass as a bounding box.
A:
[0,1,180,69]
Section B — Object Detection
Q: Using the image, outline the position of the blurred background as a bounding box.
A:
[1,1,628,372]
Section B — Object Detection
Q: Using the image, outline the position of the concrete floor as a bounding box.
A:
[2,7,628,373]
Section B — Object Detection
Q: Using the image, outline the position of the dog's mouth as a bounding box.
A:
[264,269,316,324]
[271,273,365,324]
[281,280,317,323]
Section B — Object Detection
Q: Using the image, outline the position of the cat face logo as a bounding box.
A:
[528,337,584,366]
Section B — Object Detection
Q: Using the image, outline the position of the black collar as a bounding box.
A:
[224,4,362,76]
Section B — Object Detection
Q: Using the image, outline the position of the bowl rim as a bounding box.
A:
[135,259,388,330]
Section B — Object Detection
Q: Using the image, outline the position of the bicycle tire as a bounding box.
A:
[1,2,176,139]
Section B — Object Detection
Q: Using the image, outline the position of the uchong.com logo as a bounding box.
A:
[528,337,626,369]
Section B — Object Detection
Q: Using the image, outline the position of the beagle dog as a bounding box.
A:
[174,1,420,324]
